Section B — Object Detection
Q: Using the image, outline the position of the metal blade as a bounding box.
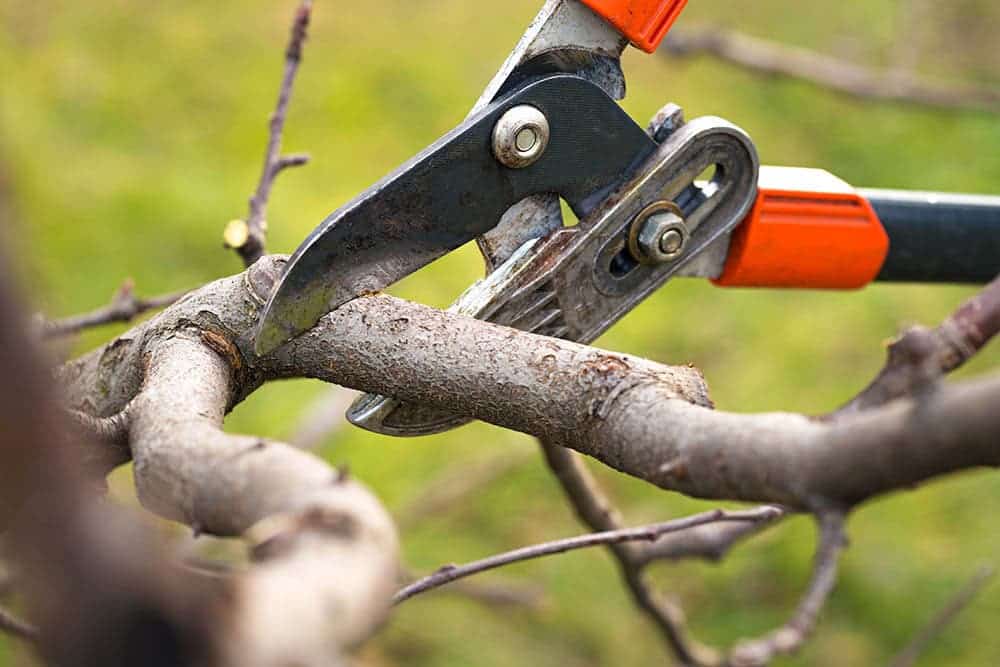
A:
[473,0,629,270]
[254,74,657,355]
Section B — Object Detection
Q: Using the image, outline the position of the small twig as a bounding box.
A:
[226,0,313,266]
[664,27,1000,113]
[836,273,1000,415]
[890,564,995,667]
[635,508,786,566]
[401,568,545,610]
[730,512,847,666]
[539,441,722,666]
[393,507,779,605]
[397,448,534,530]
[40,280,187,339]
[290,387,358,450]
[0,605,37,642]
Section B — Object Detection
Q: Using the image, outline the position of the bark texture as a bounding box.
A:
[62,256,1000,516]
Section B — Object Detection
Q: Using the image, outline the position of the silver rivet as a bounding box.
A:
[628,201,689,265]
[492,105,549,169]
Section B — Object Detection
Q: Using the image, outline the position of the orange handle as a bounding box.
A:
[579,0,689,53]
[712,167,889,289]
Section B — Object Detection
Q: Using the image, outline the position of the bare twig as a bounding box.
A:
[837,273,1000,415]
[664,27,1000,113]
[539,441,721,666]
[0,605,37,642]
[635,508,786,566]
[890,565,995,667]
[401,569,545,610]
[40,279,187,339]
[730,513,847,666]
[397,448,534,530]
[393,507,779,605]
[226,1,313,266]
[290,387,358,450]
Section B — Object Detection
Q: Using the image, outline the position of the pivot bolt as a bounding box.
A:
[492,105,550,169]
[628,201,689,265]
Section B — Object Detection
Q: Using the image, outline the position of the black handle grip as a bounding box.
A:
[861,189,1000,283]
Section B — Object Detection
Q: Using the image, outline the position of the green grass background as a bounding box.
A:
[2,0,1000,664]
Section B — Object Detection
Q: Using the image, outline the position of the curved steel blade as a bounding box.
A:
[254,73,656,355]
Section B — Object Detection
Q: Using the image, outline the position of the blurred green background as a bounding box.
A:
[2,0,1000,664]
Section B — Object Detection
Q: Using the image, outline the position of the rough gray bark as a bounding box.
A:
[61,256,1000,517]
[56,259,400,666]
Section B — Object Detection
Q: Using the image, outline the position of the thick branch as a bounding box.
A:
[394,508,777,604]
[60,257,1000,514]
[128,333,398,665]
[665,27,1000,113]
[228,1,312,266]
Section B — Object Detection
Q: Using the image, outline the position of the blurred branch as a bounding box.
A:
[0,605,37,642]
[731,513,847,666]
[39,279,187,339]
[890,564,996,667]
[226,0,313,266]
[290,386,358,450]
[396,448,534,530]
[836,272,1000,416]
[664,26,1000,113]
[540,441,722,666]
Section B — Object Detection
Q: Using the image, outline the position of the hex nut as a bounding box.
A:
[628,201,689,265]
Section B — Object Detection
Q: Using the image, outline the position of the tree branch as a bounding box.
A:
[539,441,721,666]
[60,257,1000,514]
[290,387,358,450]
[396,449,534,530]
[635,508,786,566]
[730,513,847,666]
[890,564,995,667]
[128,332,398,665]
[0,605,37,642]
[40,279,187,339]
[226,1,312,266]
[664,27,1000,113]
[837,273,1000,415]
[393,508,778,605]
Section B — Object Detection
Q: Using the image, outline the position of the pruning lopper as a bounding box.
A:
[254,0,1000,436]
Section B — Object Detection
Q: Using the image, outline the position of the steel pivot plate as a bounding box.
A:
[348,114,760,435]
[254,73,657,356]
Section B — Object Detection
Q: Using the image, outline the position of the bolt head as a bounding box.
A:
[659,228,684,254]
[492,105,550,169]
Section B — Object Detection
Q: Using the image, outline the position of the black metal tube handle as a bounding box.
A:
[862,189,1000,283]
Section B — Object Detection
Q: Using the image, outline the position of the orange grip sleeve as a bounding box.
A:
[713,167,889,289]
[579,0,689,53]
